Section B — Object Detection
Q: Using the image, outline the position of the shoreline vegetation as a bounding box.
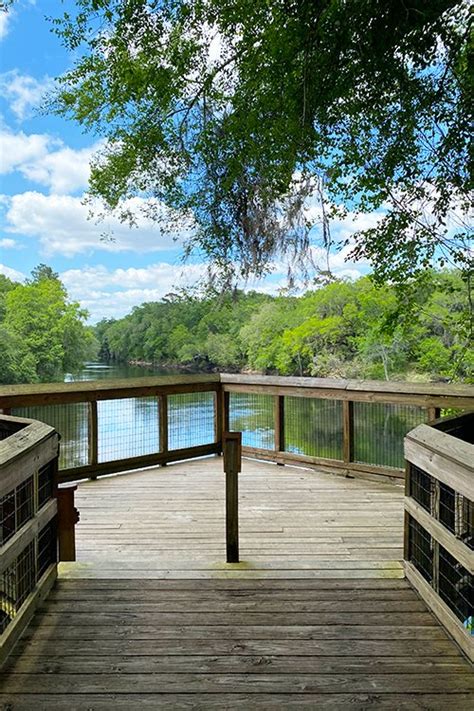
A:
[96,269,472,385]
[1,266,472,385]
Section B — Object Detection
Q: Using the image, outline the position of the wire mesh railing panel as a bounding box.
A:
[229,393,275,450]
[407,514,433,584]
[438,545,473,630]
[462,498,474,550]
[408,464,433,512]
[354,402,426,468]
[97,397,159,463]
[0,477,34,546]
[1,541,36,633]
[168,392,215,450]
[439,483,456,533]
[38,462,55,510]
[284,397,343,460]
[12,404,89,469]
[37,519,57,580]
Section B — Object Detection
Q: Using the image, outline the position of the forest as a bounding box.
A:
[0,266,471,385]
[96,270,472,384]
[0,265,96,384]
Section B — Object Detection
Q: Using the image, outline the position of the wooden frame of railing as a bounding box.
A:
[0,415,59,664]
[0,375,221,484]
[404,414,473,662]
[221,375,474,480]
[0,374,473,485]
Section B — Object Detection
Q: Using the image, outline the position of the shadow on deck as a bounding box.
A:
[1,458,473,709]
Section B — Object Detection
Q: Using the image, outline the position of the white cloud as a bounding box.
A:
[0,10,11,41]
[0,126,54,174]
[0,125,99,193]
[0,70,54,120]
[0,263,24,282]
[0,237,18,248]
[61,262,206,321]
[3,191,184,256]
[21,142,100,194]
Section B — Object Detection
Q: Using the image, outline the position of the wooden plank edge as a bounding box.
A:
[57,443,221,484]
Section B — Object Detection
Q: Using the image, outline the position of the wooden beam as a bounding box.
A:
[223,432,241,564]
[343,400,354,465]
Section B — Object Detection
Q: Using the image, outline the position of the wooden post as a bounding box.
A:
[427,407,441,423]
[57,486,79,561]
[214,390,223,455]
[159,394,168,465]
[223,431,241,563]
[343,400,354,465]
[88,401,98,479]
[274,395,285,466]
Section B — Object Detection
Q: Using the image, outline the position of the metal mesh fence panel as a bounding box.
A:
[0,477,34,546]
[38,462,55,510]
[37,519,57,580]
[353,402,426,468]
[1,541,36,633]
[284,397,343,460]
[408,464,433,513]
[168,392,215,450]
[98,397,159,462]
[13,404,88,469]
[438,545,473,628]
[408,514,433,583]
[229,393,275,449]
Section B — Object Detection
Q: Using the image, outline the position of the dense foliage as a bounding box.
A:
[96,270,473,382]
[51,0,472,286]
[0,266,96,383]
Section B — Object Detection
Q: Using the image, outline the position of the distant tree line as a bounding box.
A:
[96,270,473,383]
[0,265,96,384]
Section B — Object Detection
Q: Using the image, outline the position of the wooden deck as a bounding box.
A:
[1,457,473,709]
[67,456,406,579]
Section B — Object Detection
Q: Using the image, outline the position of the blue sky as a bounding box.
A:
[0,1,371,322]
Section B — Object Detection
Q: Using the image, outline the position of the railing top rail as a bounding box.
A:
[0,414,58,496]
[0,374,221,407]
[405,422,473,499]
[220,373,474,397]
[0,372,473,408]
[221,374,474,407]
[0,415,56,466]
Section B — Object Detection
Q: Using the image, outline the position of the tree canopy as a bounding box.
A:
[52,0,472,285]
[0,267,96,383]
[96,270,473,382]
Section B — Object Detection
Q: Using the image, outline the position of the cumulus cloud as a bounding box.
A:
[0,237,18,248]
[0,125,99,193]
[61,262,207,321]
[0,263,24,282]
[2,191,185,256]
[0,9,11,41]
[0,70,54,120]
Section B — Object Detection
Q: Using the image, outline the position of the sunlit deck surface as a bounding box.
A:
[3,458,474,709]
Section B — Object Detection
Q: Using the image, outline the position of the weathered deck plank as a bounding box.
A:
[1,458,472,709]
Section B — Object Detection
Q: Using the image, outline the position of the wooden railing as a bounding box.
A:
[0,374,473,484]
[0,375,221,484]
[0,415,59,664]
[221,375,474,480]
[404,413,473,662]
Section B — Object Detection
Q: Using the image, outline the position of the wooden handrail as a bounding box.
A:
[0,414,59,665]
[1,375,473,484]
[404,414,474,662]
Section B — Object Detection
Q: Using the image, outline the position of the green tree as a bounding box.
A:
[52,1,472,288]
[3,272,95,382]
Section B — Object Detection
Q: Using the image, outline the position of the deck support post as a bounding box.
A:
[57,486,80,561]
[223,431,241,563]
